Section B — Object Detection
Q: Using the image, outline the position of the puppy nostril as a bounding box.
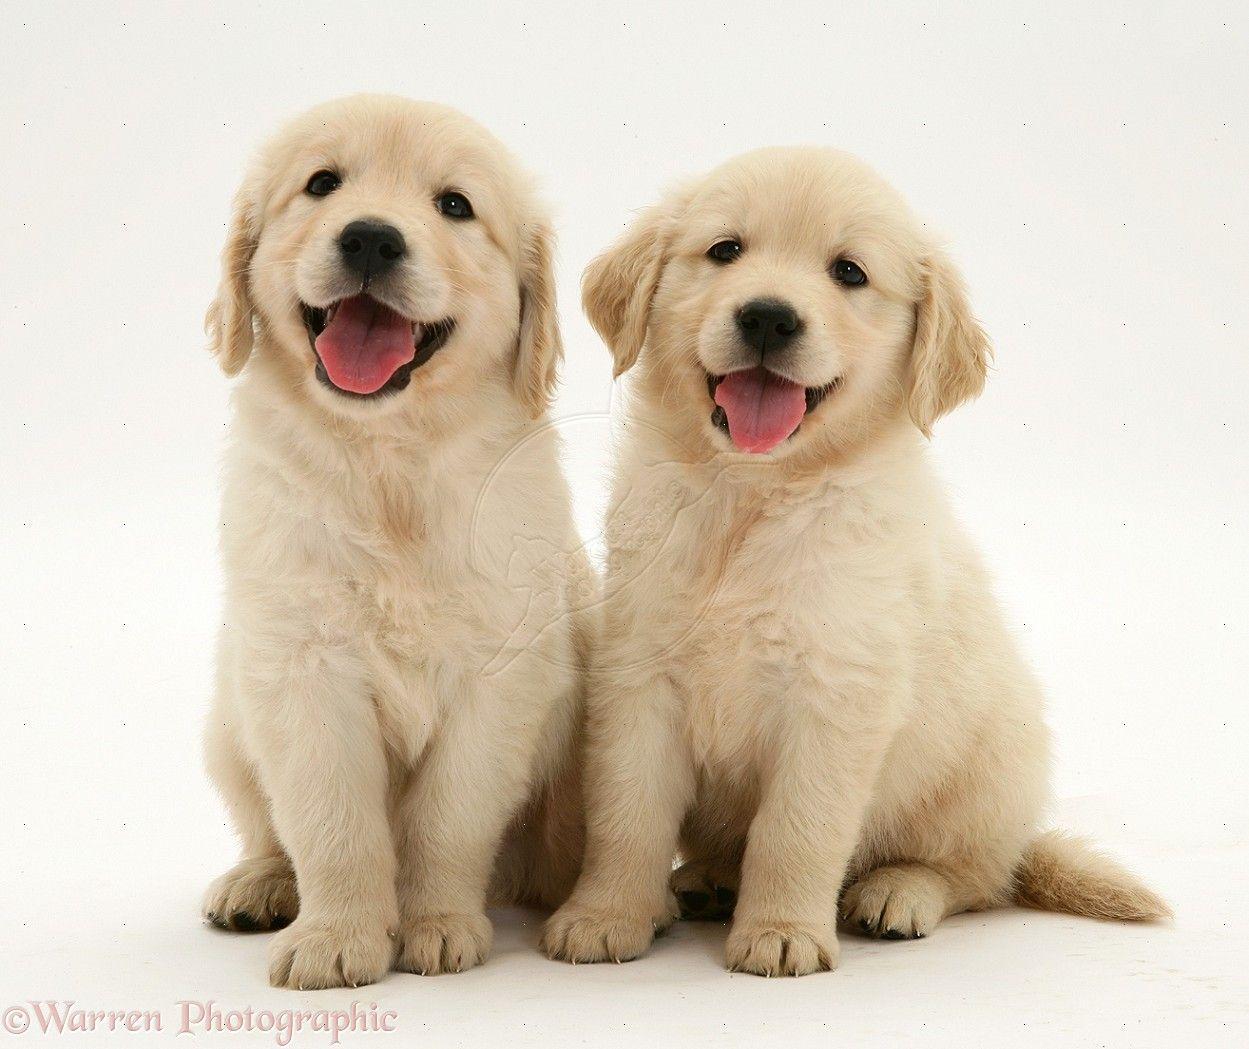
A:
[341,236,363,255]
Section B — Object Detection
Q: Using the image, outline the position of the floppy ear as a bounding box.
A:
[581,201,674,378]
[907,250,992,436]
[204,183,260,377]
[514,218,563,418]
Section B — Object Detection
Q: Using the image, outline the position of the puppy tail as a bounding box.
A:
[1014,830,1171,922]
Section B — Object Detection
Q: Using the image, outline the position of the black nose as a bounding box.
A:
[736,299,802,355]
[338,220,406,282]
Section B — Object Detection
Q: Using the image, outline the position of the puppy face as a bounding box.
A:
[207,95,560,422]
[585,148,989,462]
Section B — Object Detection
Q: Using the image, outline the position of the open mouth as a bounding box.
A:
[301,294,455,398]
[706,368,840,454]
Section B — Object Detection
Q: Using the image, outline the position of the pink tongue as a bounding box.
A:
[314,294,415,395]
[714,367,807,453]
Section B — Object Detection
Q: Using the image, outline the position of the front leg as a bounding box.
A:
[726,686,895,977]
[202,654,298,933]
[393,679,544,975]
[542,669,693,963]
[239,641,398,990]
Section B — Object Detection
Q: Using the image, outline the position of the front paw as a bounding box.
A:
[725,921,838,977]
[542,899,676,964]
[268,917,394,989]
[396,912,492,975]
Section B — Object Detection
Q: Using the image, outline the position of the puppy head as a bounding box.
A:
[206,94,560,421]
[585,147,989,461]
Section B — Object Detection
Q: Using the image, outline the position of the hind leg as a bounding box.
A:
[204,854,299,933]
[844,705,1047,940]
[671,777,753,921]
[202,700,298,932]
[841,862,964,939]
[671,858,740,921]
[490,747,584,911]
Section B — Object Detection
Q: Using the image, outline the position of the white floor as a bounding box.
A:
[1,813,1243,1048]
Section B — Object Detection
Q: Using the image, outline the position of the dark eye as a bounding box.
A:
[305,170,341,197]
[832,258,868,287]
[437,191,474,220]
[707,239,743,263]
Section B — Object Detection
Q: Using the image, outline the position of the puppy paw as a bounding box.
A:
[841,864,947,940]
[396,912,492,975]
[203,856,299,932]
[671,861,738,921]
[268,917,393,989]
[725,921,837,977]
[542,899,676,964]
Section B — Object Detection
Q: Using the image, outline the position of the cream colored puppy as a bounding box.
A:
[543,147,1167,976]
[201,95,587,989]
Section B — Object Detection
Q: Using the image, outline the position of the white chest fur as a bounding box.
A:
[602,450,927,772]
[218,388,580,765]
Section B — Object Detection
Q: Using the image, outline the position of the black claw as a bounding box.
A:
[881,927,908,941]
[232,912,260,932]
[713,886,737,911]
[678,890,711,916]
[858,918,875,933]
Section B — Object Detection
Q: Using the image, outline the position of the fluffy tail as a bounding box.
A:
[1014,830,1172,921]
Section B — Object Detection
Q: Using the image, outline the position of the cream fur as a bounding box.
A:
[543,147,1167,977]
[201,95,587,989]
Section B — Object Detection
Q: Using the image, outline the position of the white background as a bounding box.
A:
[1,2,1245,1046]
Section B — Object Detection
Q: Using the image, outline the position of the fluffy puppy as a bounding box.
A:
[543,147,1167,976]
[201,95,587,989]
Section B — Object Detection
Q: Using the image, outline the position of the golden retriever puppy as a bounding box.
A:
[543,147,1167,976]
[200,95,587,989]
